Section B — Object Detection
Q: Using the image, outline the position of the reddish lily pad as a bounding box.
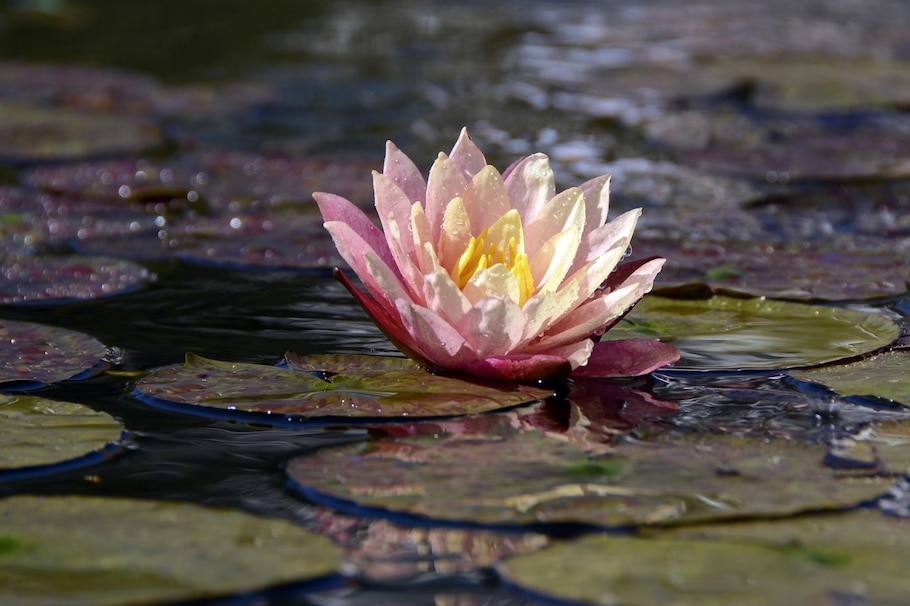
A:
[605,296,899,371]
[499,509,910,606]
[0,495,342,606]
[638,238,910,301]
[0,319,108,387]
[0,255,150,304]
[789,351,910,407]
[287,423,888,528]
[135,353,552,421]
[0,101,161,163]
[0,394,123,473]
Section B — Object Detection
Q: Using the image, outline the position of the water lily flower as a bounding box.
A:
[314,128,678,381]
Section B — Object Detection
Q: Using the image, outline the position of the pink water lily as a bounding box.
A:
[314,128,678,381]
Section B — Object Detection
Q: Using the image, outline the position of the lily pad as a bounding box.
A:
[287,423,888,528]
[135,353,552,421]
[0,495,342,605]
[0,101,161,163]
[0,255,151,305]
[789,351,910,406]
[0,319,108,387]
[605,296,899,371]
[0,395,123,476]
[499,509,910,606]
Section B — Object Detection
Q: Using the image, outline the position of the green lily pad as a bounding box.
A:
[287,423,888,528]
[790,351,910,406]
[605,296,899,371]
[0,255,150,305]
[135,353,552,421]
[0,394,123,473]
[0,101,161,163]
[498,509,910,606]
[0,495,342,605]
[0,319,108,387]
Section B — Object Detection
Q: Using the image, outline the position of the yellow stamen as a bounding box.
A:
[450,225,536,306]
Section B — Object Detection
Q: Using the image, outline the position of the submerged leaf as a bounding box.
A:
[135,353,552,420]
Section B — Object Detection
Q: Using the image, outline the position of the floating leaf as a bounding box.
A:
[638,238,910,301]
[135,353,552,421]
[0,255,150,305]
[790,351,910,406]
[0,395,123,476]
[499,509,910,606]
[0,319,108,387]
[0,101,160,163]
[605,296,899,371]
[287,423,888,528]
[0,495,342,605]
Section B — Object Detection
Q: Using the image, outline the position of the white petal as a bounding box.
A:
[529,224,582,295]
[422,267,472,326]
[569,208,641,278]
[463,264,520,306]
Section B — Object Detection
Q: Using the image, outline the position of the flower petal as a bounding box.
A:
[578,174,611,233]
[524,186,585,251]
[438,195,473,272]
[422,267,472,326]
[334,267,432,366]
[502,152,555,224]
[383,140,427,204]
[426,153,470,242]
[464,264,521,306]
[570,207,641,278]
[314,192,397,273]
[396,300,477,368]
[455,296,525,358]
[528,257,665,352]
[530,224,582,295]
[449,127,488,180]
[463,354,572,382]
[322,221,407,305]
[571,339,680,378]
[463,165,511,233]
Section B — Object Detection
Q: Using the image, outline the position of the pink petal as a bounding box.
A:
[530,257,665,351]
[462,165,510,233]
[502,153,555,224]
[314,192,396,273]
[569,207,641,278]
[396,300,477,368]
[455,296,525,358]
[322,221,407,305]
[463,354,572,382]
[571,339,680,378]
[449,127,488,180]
[426,153,470,242]
[373,171,417,260]
[383,140,427,204]
[334,268,432,367]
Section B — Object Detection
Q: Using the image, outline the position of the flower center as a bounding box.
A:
[451,229,535,306]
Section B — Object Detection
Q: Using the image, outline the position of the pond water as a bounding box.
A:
[1,0,910,604]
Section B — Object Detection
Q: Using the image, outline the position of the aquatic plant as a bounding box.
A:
[315,128,678,380]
